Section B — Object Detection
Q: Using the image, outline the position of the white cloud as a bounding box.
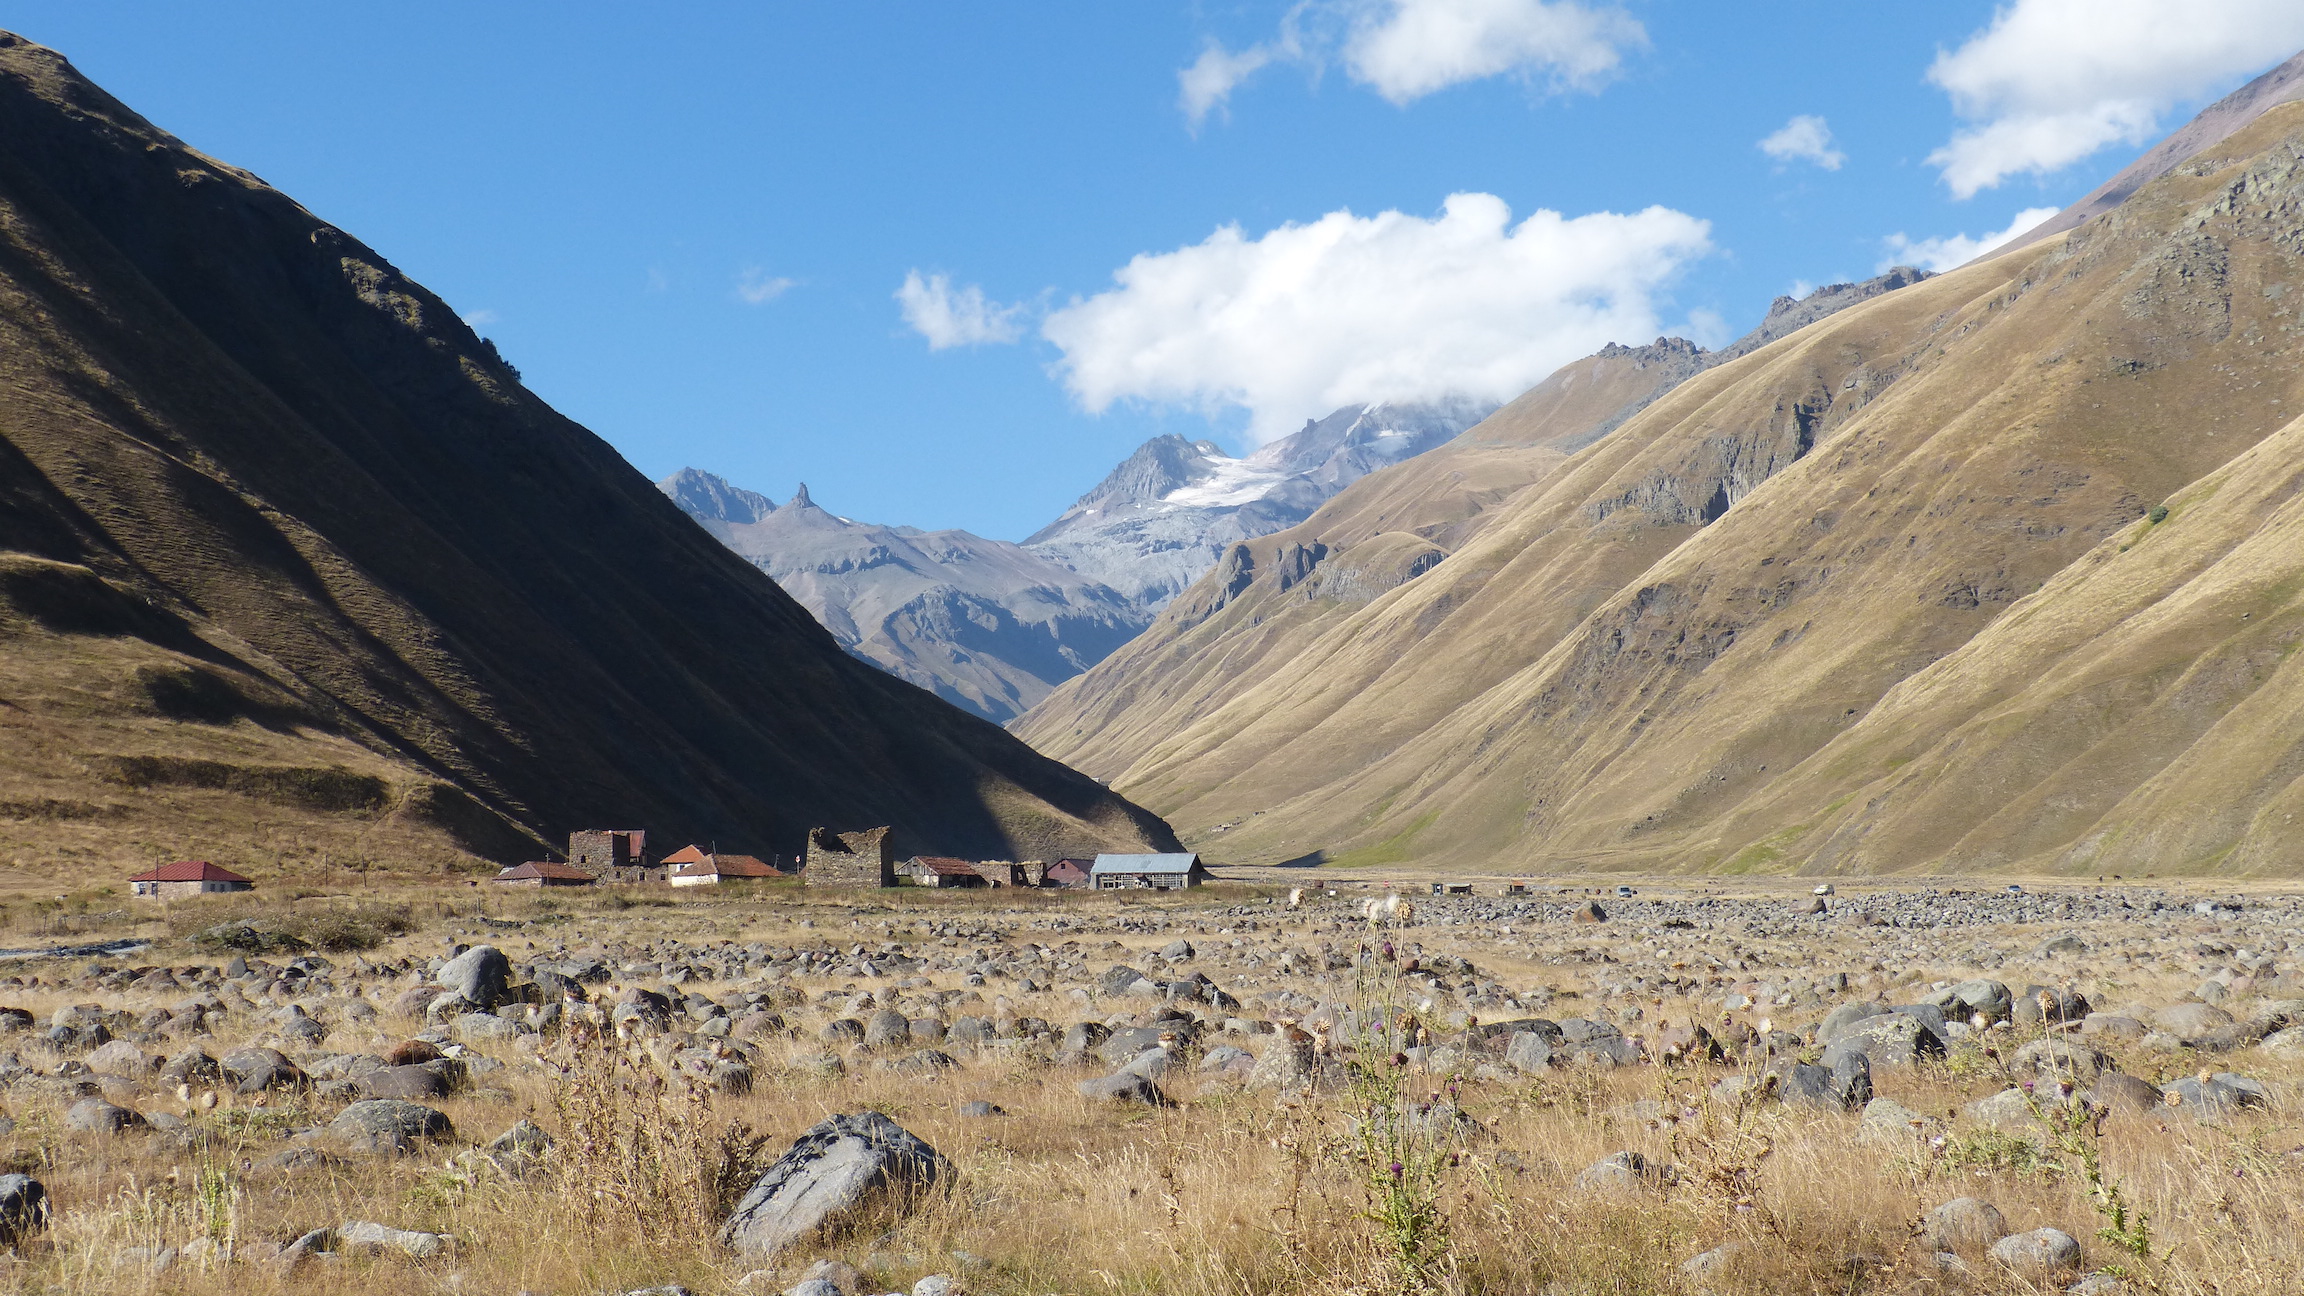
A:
[1341,0,1646,104]
[1179,40,1278,129]
[1928,0,2304,197]
[1880,206,2062,273]
[895,270,1027,350]
[1175,0,1643,124]
[1758,114,1845,170]
[461,308,500,327]
[736,268,796,304]
[1042,192,1712,443]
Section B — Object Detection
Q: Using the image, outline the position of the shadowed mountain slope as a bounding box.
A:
[1019,100,2304,878]
[0,32,1174,877]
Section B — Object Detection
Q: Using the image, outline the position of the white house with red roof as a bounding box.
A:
[128,860,253,899]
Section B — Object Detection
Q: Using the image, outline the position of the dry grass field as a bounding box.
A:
[0,877,2290,1296]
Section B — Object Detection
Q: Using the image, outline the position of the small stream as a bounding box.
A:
[0,938,152,961]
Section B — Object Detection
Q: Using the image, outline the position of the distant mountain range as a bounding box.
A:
[661,398,1491,721]
[660,472,1151,722]
[1024,399,1496,606]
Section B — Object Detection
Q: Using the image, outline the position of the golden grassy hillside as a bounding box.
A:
[0,32,1175,886]
[1019,105,2304,878]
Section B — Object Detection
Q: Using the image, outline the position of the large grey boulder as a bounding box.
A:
[1818,1000,1891,1043]
[1926,980,2013,1023]
[1989,1227,2081,1277]
[1832,1012,1944,1069]
[221,1046,307,1093]
[1504,1030,1553,1073]
[2154,1002,2235,1040]
[1246,1034,1316,1090]
[722,1112,947,1257]
[435,945,512,1011]
[326,1100,454,1155]
[2011,1038,2113,1083]
[1921,1197,2008,1251]
[2086,1071,2163,1114]
[64,1099,141,1134]
[863,1009,911,1050]
[337,1219,452,1258]
[1964,1088,2040,1130]
[357,1064,453,1100]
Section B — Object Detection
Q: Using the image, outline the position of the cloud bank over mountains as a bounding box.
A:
[1040,193,1711,444]
[1928,0,2304,197]
[1179,0,1645,128]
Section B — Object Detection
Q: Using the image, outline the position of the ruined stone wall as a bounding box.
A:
[802,826,894,888]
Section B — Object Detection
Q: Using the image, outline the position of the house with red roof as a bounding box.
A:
[128,860,253,899]
[491,860,597,888]
[901,856,989,888]
[665,846,789,887]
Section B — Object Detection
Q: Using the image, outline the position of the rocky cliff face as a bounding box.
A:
[661,472,1151,724]
[0,31,1176,874]
[1023,399,1493,608]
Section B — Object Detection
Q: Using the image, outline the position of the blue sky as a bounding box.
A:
[10,2,2302,540]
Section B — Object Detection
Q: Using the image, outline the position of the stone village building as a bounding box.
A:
[803,826,896,887]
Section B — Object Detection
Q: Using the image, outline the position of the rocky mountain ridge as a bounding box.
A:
[1023,399,1495,607]
[660,472,1151,723]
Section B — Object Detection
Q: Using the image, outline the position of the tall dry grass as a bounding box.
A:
[0,888,2286,1295]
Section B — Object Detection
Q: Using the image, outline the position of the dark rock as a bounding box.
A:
[356,1064,452,1100]
[2086,1071,2163,1114]
[64,1098,141,1134]
[1076,1072,1168,1104]
[325,1100,453,1155]
[0,1174,44,1243]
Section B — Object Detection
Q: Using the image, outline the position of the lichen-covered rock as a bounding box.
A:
[720,1112,948,1257]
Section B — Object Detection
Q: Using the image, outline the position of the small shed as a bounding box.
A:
[492,860,596,888]
[1042,859,1093,888]
[1089,853,1210,890]
[129,860,253,899]
[668,851,788,887]
[904,857,988,888]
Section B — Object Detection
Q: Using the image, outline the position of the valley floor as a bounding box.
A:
[0,878,2293,1295]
